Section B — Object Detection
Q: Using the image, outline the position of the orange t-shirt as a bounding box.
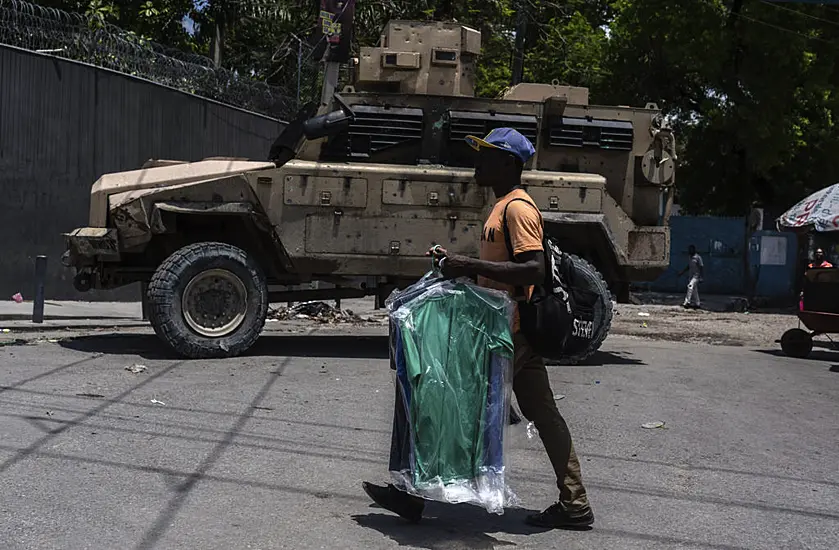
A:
[477,188,544,333]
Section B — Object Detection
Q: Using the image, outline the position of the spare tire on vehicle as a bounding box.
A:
[550,254,614,365]
[147,242,268,359]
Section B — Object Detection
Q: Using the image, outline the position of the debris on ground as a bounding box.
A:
[124,364,147,374]
[725,297,750,313]
[554,394,566,400]
[641,421,666,429]
[638,312,651,317]
[11,292,23,303]
[269,301,368,324]
[27,338,63,346]
[613,300,797,348]
[0,339,29,347]
[150,399,166,406]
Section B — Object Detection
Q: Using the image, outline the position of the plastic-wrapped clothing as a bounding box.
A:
[385,274,518,514]
[483,353,507,471]
[399,284,511,484]
[386,278,446,473]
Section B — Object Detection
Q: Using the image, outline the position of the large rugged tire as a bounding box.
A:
[556,254,614,365]
[147,242,268,359]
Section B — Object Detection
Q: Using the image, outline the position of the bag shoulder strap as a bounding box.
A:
[501,196,544,261]
[501,196,544,298]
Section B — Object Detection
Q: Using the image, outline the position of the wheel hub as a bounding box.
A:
[182,269,247,338]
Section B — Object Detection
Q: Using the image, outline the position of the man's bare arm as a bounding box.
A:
[437,250,545,286]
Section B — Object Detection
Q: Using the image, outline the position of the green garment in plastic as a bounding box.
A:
[397,282,514,487]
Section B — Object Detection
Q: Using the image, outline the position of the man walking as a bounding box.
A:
[362,128,594,529]
[678,245,704,309]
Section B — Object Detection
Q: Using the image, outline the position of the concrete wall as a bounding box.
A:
[635,215,798,298]
[638,216,748,295]
[748,231,798,298]
[0,44,286,300]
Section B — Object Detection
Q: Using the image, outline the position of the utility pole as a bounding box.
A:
[511,3,527,86]
[318,0,355,109]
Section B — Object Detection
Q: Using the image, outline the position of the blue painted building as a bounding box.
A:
[748,231,799,298]
[634,215,798,298]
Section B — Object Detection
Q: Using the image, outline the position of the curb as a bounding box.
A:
[0,321,150,332]
[0,314,142,322]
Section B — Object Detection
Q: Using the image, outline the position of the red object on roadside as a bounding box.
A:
[11,293,22,303]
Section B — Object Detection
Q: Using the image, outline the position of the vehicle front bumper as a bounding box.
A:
[62,227,120,267]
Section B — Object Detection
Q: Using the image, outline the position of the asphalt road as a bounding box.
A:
[1,329,838,550]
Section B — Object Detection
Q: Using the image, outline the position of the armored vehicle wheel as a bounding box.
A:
[780,328,813,359]
[557,254,614,365]
[147,242,268,359]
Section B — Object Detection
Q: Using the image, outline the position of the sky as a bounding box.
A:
[181,0,207,36]
[181,15,196,35]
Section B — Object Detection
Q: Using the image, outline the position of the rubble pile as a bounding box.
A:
[269,301,367,324]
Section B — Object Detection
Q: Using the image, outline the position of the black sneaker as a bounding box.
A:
[361,482,425,523]
[509,406,522,425]
[525,502,594,529]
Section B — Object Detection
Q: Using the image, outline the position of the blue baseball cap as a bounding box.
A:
[465,127,536,164]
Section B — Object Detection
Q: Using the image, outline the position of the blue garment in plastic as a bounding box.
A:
[385,273,518,514]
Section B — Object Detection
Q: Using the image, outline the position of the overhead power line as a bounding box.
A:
[759,0,839,29]
[698,0,833,43]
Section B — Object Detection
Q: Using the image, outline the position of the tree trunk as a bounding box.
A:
[511,6,527,85]
[435,0,455,21]
[212,18,226,68]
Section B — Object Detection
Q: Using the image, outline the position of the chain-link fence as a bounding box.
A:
[0,0,320,119]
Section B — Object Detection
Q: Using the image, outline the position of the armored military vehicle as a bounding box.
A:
[63,20,676,360]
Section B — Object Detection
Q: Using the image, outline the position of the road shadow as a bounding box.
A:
[812,340,839,351]
[547,350,645,367]
[753,348,839,363]
[353,502,554,550]
[59,333,643,366]
[59,332,646,367]
[59,333,389,360]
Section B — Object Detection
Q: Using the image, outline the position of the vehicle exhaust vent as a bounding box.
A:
[448,111,538,143]
[323,105,424,161]
[550,117,633,151]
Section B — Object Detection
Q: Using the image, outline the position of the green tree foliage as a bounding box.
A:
[37,0,197,49]
[32,0,839,215]
[605,0,839,215]
[524,10,608,91]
